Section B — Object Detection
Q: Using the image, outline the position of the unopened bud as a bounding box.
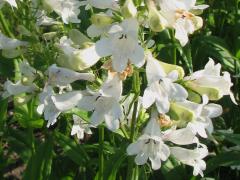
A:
[185,81,221,100]
[159,61,185,79]
[191,16,203,31]
[121,0,137,18]
[91,13,113,26]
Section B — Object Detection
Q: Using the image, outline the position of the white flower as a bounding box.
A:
[158,0,208,46]
[80,0,119,10]
[57,36,101,71]
[170,144,208,177]
[77,73,123,131]
[2,80,36,98]
[37,86,61,127]
[71,115,92,139]
[95,18,145,72]
[47,64,95,87]
[44,0,81,24]
[127,113,170,170]
[162,126,198,145]
[176,95,222,138]
[185,58,237,104]
[35,10,60,26]
[142,52,188,114]
[0,32,27,50]
[37,86,83,127]
[19,60,36,78]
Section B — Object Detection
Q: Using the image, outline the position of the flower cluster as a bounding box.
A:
[0,0,237,177]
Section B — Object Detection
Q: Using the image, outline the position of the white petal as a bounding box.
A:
[112,54,128,72]
[142,86,156,109]
[149,155,161,170]
[135,153,148,165]
[95,38,112,57]
[129,44,145,68]
[127,141,143,155]
[52,91,83,111]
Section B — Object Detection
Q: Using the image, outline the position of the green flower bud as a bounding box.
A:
[159,61,185,79]
[191,16,203,31]
[69,29,91,47]
[169,102,196,127]
[146,0,167,32]
[185,81,221,100]
[91,13,113,26]
[121,0,137,18]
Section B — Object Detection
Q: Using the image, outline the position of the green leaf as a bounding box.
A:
[54,132,89,165]
[23,136,53,180]
[0,99,8,132]
[206,151,240,174]
[214,131,240,145]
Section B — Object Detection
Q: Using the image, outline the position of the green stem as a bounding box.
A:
[126,71,140,180]
[170,29,177,65]
[98,125,104,180]
[0,11,14,37]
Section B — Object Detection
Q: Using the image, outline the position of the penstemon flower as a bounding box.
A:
[142,52,188,114]
[95,18,145,72]
[157,0,209,46]
[43,0,81,24]
[1,0,238,178]
[71,115,92,140]
[185,58,237,104]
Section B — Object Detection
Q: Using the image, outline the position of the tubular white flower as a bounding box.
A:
[2,80,36,98]
[158,0,208,46]
[71,115,92,139]
[185,58,237,104]
[44,0,81,24]
[47,64,95,87]
[57,36,101,71]
[0,32,27,50]
[95,18,145,72]
[142,52,188,114]
[170,144,208,177]
[77,73,123,131]
[35,10,60,26]
[127,112,170,170]
[175,95,222,138]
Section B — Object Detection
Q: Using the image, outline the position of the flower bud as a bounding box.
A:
[185,81,221,100]
[121,0,137,18]
[191,16,203,31]
[91,13,113,27]
[169,102,196,127]
[69,29,91,47]
[15,95,32,105]
[57,44,100,71]
[159,61,185,79]
[146,0,167,32]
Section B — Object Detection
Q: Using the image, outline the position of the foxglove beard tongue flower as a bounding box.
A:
[80,0,119,10]
[127,111,170,170]
[19,60,37,84]
[174,95,222,138]
[47,64,95,87]
[77,73,123,131]
[0,32,28,50]
[142,53,188,114]
[2,80,37,99]
[71,115,92,139]
[170,144,208,177]
[158,0,208,46]
[184,58,237,104]
[43,0,81,24]
[37,86,61,127]
[57,36,101,71]
[95,18,145,72]
[37,86,84,127]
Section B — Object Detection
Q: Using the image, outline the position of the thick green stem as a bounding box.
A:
[98,125,104,180]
